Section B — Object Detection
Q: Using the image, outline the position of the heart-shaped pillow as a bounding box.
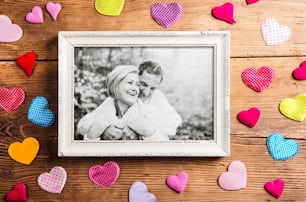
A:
[37,166,67,193]
[279,94,306,121]
[129,181,157,202]
[88,161,120,188]
[267,133,299,160]
[27,96,55,127]
[241,66,274,92]
[218,160,247,190]
[211,2,236,24]
[151,2,183,28]
[0,87,25,112]
[237,107,260,128]
[16,51,37,78]
[8,137,39,165]
[261,18,291,45]
[6,182,27,202]
[166,171,189,193]
[0,15,23,42]
[264,178,285,198]
[292,60,306,80]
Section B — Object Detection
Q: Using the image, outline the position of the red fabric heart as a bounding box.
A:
[0,87,25,112]
[16,51,36,77]
[241,66,274,92]
[264,178,284,198]
[237,107,260,128]
[6,182,27,202]
[246,0,259,5]
[293,60,306,80]
[212,2,236,24]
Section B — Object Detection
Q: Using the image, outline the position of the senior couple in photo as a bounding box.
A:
[77,61,182,141]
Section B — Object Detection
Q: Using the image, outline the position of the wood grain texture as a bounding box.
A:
[1,0,306,201]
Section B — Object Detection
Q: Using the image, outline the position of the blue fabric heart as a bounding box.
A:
[27,96,55,127]
[267,133,299,161]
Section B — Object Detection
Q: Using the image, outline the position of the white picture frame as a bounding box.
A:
[58,31,230,157]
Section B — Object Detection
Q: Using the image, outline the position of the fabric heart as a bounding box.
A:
[6,182,27,202]
[212,2,236,24]
[129,181,157,202]
[151,2,183,28]
[279,94,306,121]
[237,107,260,128]
[0,15,23,42]
[218,160,247,190]
[16,51,37,78]
[88,161,120,188]
[46,2,62,21]
[261,18,291,45]
[267,133,299,160]
[8,137,39,165]
[0,87,25,112]
[166,171,189,193]
[38,166,67,193]
[95,0,125,16]
[26,6,44,23]
[246,0,259,5]
[27,96,55,127]
[264,178,285,198]
[241,66,274,92]
[293,60,306,80]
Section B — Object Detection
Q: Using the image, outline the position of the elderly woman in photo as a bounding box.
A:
[77,65,168,141]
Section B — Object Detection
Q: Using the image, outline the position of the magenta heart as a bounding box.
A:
[46,2,62,21]
[237,107,260,128]
[26,6,44,23]
[246,0,259,5]
[293,60,306,80]
[88,161,120,188]
[129,181,157,202]
[0,87,25,112]
[241,66,274,92]
[166,171,188,193]
[212,2,236,24]
[218,160,247,190]
[37,166,67,193]
[151,2,183,28]
[264,178,285,198]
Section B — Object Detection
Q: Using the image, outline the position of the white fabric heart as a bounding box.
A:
[261,18,291,46]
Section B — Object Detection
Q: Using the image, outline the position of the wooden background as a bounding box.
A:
[1,0,306,201]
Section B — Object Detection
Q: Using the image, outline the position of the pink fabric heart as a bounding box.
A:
[88,161,120,188]
[212,2,236,24]
[0,15,23,42]
[246,0,259,5]
[26,6,44,23]
[241,66,274,92]
[237,107,260,128]
[0,87,25,112]
[261,18,291,46]
[37,166,67,193]
[264,178,285,198]
[151,2,183,28]
[166,171,188,193]
[293,60,306,80]
[46,2,62,21]
[218,160,247,190]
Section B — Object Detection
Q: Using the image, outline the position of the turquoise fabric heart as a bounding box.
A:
[27,96,55,127]
[267,133,299,161]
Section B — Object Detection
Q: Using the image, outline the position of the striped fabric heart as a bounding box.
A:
[0,87,25,112]
[241,66,274,92]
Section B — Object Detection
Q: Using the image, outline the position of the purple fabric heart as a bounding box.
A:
[151,2,183,28]
[129,181,157,202]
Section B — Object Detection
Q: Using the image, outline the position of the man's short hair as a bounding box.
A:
[138,61,164,81]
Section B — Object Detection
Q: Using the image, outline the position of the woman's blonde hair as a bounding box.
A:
[106,65,139,98]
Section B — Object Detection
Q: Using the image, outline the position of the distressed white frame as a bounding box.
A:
[58,31,230,157]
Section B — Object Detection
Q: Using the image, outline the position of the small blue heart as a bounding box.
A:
[267,133,299,161]
[27,96,55,127]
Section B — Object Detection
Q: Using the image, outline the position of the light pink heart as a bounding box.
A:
[261,18,291,45]
[0,15,23,42]
[37,166,67,193]
[0,87,25,112]
[88,161,120,188]
[46,2,62,21]
[218,160,247,190]
[26,6,44,23]
[166,171,188,193]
